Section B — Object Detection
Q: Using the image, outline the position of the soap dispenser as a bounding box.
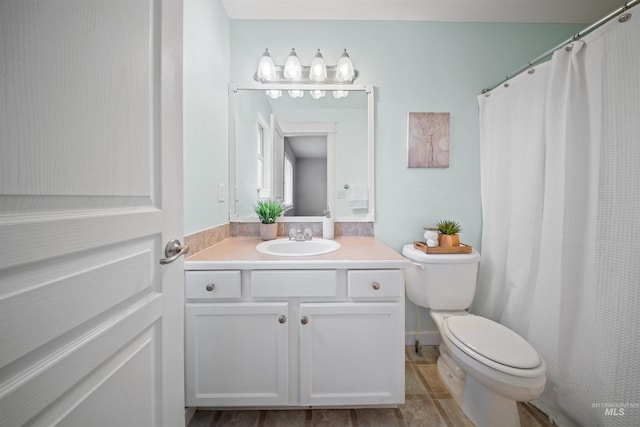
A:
[322,206,334,239]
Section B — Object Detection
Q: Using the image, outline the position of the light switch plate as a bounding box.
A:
[218,183,225,202]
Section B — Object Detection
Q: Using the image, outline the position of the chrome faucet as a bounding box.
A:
[289,225,312,241]
[289,226,303,241]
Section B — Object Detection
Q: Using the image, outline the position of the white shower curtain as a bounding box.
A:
[475,8,639,427]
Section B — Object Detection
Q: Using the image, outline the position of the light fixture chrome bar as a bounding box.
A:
[254,66,359,84]
[231,83,370,92]
[481,0,638,94]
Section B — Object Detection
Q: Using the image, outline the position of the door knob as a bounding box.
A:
[300,316,309,325]
[159,239,190,265]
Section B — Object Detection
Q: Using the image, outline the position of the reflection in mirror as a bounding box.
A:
[284,134,327,216]
[230,84,373,222]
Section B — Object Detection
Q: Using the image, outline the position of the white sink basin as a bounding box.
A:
[256,238,341,256]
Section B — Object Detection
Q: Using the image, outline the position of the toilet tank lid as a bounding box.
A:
[402,244,480,264]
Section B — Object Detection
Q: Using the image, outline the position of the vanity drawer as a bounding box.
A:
[250,270,337,298]
[347,270,403,298]
[185,271,241,300]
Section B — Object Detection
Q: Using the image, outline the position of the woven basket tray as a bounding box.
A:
[413,241,472,254]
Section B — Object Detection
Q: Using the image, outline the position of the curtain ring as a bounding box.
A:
[565,43,574,52]
[619,13,631,23]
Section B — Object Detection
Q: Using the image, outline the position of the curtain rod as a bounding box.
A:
[481,0,639,94]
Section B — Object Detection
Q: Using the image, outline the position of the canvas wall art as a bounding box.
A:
[407,112,450,168]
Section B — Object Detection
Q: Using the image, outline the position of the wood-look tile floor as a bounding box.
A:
[187,345,555,427]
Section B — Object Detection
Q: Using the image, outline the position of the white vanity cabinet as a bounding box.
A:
[299,301,403,406]
[299,270,404,406]
[185,302,290,406]
[184,266,405,408]
[184,271,290,406]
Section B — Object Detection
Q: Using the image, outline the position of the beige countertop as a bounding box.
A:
[185,236,410,270]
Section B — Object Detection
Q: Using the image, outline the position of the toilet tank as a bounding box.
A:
[402,244,480,310]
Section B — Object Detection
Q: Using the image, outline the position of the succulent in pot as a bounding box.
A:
[255,200,283,240]
[436,219,462,247]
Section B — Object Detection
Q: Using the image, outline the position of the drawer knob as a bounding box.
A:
[300,316,309,325]
[278,315,287,324]
[205,283,215,292]
[372,282,381,290]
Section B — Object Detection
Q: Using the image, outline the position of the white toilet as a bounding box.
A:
[402,244,546,427]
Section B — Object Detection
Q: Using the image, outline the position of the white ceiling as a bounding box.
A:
[221,0,620,24]
[286,135,328,159]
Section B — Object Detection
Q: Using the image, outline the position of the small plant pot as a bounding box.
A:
[260,223,278,241]
[438,233,460,247]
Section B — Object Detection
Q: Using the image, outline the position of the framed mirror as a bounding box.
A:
[229,83,374,223]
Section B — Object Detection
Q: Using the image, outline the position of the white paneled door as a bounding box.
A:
[0,0,185,426]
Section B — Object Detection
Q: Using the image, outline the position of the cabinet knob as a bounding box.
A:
[372,282,381,290]
[278,315,287,324]
[300,316,309,325]
[205,283,215,292]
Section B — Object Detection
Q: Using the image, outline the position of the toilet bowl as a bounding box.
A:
[402,244,546,427]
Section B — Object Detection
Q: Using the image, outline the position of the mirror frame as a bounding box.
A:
[228,83,375,223]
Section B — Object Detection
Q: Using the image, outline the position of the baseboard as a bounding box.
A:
[405,330,441,346]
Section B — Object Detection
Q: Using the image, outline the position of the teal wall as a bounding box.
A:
[183,0,230,235]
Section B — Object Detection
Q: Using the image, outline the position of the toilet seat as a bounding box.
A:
[443,316,542,376]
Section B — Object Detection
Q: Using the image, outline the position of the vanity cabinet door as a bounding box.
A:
[298,302,404,406]
[185,302,289,406]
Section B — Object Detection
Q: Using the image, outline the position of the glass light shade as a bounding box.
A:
[333,90,349,99]
[265,89,282,99]
[288,89,304,98]
[283,48,302,81]
[335,49,355,82]
[256,48,276,82]
[310,90,326,99]
[309,49,327,82]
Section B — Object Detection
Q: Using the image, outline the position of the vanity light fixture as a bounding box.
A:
[283,48,302,81]
[288,89,304,98]
[333,90,349,99]
[265,89,282,99]
[256,48,276,82]
[254,48,359,99]
[309,49,327,82]
[335,49,355,82]
[310,89,326,99]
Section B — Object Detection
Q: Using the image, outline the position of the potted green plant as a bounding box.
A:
[255,200,283,240]
[436,219,461,247]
